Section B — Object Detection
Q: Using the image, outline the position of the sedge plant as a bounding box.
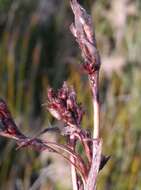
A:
[0,1,110,189]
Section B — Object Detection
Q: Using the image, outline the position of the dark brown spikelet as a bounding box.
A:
[46,82,85,127]
[0,99,25,139]
[70,0,101,82]
[0,99,55,152]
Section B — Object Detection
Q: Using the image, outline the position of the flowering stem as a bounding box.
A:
[70,0,102,189]
[70,154,79,190]
[91,71,100,139]
[86,140,102,190]
[70,137,79,190]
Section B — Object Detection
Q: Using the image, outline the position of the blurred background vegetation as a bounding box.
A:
[0,0,141,189]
